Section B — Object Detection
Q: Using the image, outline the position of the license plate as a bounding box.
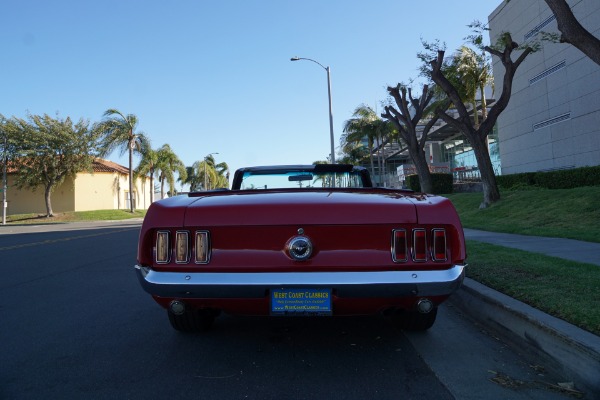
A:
[271,288,332,315]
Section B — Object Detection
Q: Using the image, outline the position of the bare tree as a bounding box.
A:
[429,32,533,207]
[381,84,448,193]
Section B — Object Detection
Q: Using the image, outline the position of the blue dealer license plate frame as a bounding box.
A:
[271,288,332,315]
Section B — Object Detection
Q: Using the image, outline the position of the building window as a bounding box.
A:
[442,130,501,181]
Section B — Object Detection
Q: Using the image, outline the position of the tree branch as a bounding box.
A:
[545,0,600,65]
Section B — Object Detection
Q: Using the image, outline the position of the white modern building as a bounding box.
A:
[489,0,600,174]
[367,0,599,186]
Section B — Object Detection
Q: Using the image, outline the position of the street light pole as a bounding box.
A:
[291,56,336,164]
[204,152,219,191]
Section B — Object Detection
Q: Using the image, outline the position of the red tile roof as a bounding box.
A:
[92,159,129,175]
[2,158,130,175]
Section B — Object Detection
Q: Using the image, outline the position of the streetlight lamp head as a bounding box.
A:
[290,57,300,61]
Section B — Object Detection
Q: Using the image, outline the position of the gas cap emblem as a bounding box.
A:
[288,236,313,261]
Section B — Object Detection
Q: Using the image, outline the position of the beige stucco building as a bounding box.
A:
[4,159,152,215]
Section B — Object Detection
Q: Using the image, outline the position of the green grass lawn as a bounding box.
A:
[466,240,600,336]
[446,186,600,243]
[448,186,600,335]
[3,209,146,224]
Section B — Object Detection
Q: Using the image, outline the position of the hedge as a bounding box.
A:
[405,173,453,194]
[496,165,600,190]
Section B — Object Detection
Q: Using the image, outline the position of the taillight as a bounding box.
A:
[175,231,189,263]
[154,229,211,265]
[392,229,408,262]
[195,231,211,264]
[432,229,447,261]
[156,231,170,264]
[413,229,427,262]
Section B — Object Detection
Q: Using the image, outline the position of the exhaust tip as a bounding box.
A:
[417,299,434,314]
[169,300,186,315]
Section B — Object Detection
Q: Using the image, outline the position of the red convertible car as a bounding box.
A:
[135,164,466,332]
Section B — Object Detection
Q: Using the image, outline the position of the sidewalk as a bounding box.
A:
[463,228,600,266]
[457,229,600,398]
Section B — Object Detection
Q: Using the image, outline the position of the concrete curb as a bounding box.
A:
[450,278,600,398]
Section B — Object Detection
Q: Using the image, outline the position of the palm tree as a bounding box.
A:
[184,156,229,191]
[134,140,158,203]
[342,105,397,186]
[182,165,202,191]
[213,161,230,189]
[338,141,369,165]
[95,109,146,212]
[454,46,494,127]
[370,118,397,186]
[342,105,379,180]
[156,144,187,198]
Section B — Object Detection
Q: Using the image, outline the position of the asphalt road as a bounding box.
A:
[0,221,571,399]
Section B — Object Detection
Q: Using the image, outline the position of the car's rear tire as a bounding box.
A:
[167,308,218,333]
[394,307,438,331]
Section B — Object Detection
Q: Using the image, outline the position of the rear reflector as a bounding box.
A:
[413,229,427,262]
[392,229,408,262]
[156,231,170,264]
[195,231,211,264]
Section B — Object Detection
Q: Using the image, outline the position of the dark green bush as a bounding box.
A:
[497,165,600,190]
[405,173,453,194]
[431,173,453,194]
[406,174,420,191]
[496,172,536,189]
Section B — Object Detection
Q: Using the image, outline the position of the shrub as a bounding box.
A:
[406,175,420,191]
[405,174,453,194]
[497,166,600,190]
[431,173,453,194]
[497,172,536,190]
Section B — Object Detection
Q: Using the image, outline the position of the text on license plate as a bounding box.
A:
[271,288,332,315]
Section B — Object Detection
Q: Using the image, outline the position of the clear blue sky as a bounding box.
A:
[1,0,500,189]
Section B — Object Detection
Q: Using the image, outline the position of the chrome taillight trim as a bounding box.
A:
[412,228,427,262]
[432,229,448,261]
[195,231,211,264]
[155,230,171,264]
[175,231,190,264]
[391,229,408,262]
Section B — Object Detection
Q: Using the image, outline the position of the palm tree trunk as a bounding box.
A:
[471,97,479,127]
[479,84,488,120]
[128,140,134,212]
[380,154,385,187]
[368,149,376,185]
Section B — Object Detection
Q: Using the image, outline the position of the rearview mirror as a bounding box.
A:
[288,174,313,182]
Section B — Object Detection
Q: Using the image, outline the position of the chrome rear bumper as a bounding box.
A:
[134,264,465,299]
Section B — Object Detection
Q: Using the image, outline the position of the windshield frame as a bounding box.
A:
[231,164,372,190]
